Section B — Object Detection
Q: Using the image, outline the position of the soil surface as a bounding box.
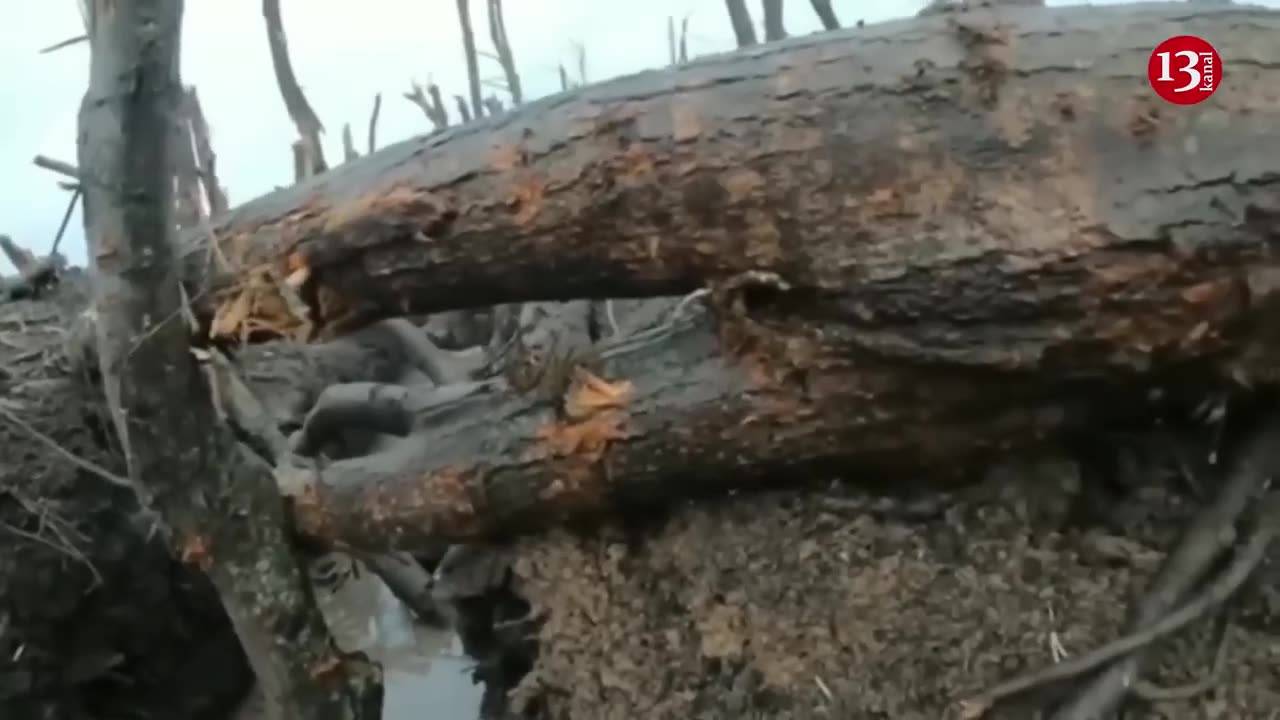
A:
[507,441,1280,719]
[0,278,251,720]
[2,281,1279,720]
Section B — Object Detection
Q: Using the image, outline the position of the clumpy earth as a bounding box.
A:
[507,441,1280,719]
[2,280,1279,719]
[0,279,251,720]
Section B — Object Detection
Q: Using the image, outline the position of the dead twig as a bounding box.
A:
[50,186,81,259]
[32,155,79,181]
[39,34,89,53]
[958,492,1280,719]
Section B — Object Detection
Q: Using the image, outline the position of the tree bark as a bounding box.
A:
[77,0,381,717]
[188,4,1278,336]
[174,3,1280,551]
[762,0,787,41]
[456,0,485,119]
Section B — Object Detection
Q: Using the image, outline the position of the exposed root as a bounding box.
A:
[1048,411,1279,719]
[958,489,1279,719]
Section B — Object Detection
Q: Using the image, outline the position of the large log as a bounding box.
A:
[192,2,1280,343]
[204,2,1280,552]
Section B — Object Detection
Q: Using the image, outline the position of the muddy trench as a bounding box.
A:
[2,281,1279,720]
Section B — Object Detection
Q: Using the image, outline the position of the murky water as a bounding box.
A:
[232,560,484,719]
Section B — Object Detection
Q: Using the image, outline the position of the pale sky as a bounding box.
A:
[0,0,1258,273]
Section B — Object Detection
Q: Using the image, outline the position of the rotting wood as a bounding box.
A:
[182,4,1280,347]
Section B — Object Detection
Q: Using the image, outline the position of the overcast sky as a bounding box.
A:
[0,0,1260,274]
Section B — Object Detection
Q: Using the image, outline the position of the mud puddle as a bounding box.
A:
[233,557,484,719]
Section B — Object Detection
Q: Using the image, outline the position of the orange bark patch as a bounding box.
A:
[563,369,633,421]
[307,654,342,681]
[322,184,446,234]
[179,534,213,571]
[722,168,766,203]
[510,176,546,225]
[491,143,526,171]
[671,104,703,142]
[617,145,656,183]
[210,266,313,343]
[536,410,629,463]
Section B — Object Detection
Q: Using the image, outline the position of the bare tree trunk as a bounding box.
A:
[366,92,381,154]
[456,0,485,119]
[724,0,758,47]
[487,0,523,104]
[77,0,382,716]
[262,0,328,174]
[182,87,229,214]
[809,0,840,29]
[341,124,358,162]
[762,0,787,41]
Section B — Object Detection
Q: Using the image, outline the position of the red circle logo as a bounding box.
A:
[1148,35,1222,105]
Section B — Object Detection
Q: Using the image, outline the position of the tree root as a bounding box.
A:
[957,418,1280,720]
[1047,413,1280,719]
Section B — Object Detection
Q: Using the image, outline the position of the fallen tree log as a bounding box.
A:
[190,2,1280,343]
[164,1,1280,552]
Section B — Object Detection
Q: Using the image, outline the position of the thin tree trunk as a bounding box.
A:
[762,0,787,41]
[78,0,381,716]
[809,0,840,29]
[456,0,485,119]
[724,0,758,47]
[262,0,328,174]
[487,0,523,104]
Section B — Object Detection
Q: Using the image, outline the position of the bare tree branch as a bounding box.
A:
[32,155,79,180]
[262,0,327,174]
[39,34,89,54]
[404,81,449,130]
